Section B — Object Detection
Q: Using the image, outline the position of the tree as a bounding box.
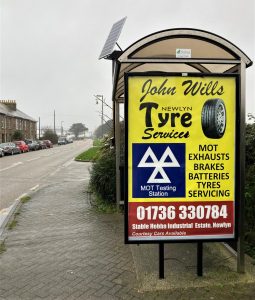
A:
[69,123,88,139]
[12,130,24,141]
[248,113,255,122]
[42,129,58,144]
[246,122,255,166]
[93,120,113,139]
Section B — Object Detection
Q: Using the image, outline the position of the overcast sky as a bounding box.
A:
[0,0,254,133]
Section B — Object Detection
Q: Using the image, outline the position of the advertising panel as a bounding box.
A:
[125,73,238,242]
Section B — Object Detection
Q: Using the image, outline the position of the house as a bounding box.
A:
[0,100,37,143]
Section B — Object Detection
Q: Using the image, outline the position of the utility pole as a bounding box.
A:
[94,95,104,138]
[54,110,56,134]
[39,117,41,139]
[61,121,64,136]
[4,115,6,142]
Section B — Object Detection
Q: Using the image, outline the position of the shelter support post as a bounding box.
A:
[237,61,246,273]
[115,100,121,208]
[159,243,164,279]
[197,242,203,276]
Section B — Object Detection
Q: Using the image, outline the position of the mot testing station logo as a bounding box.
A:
[132,143,185,198]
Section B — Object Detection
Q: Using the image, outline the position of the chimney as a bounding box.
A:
[0,100,17,110]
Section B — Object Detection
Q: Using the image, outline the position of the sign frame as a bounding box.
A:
[124,72,240,244]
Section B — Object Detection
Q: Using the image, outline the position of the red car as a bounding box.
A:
[42,140,53,148]
[15,141,29,153]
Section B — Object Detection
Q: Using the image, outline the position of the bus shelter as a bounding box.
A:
[102,27,252,273]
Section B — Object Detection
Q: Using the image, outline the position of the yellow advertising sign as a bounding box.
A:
[125,74,237,241]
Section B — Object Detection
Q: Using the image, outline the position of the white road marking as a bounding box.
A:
[30,184,39,191]
[0,162,23,172]
[26,157,41,162]
[62,159,74,167]
[49,167,61,176]
[49,158,74,176]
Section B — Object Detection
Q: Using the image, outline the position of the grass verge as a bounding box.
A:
[20,195,31,203]
[93,139,103,147]
[8,220,18,230]
[75,147,100,162]
[7,196,31,231]
[0,242,6,254]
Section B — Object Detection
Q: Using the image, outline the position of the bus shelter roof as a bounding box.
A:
[111,28,252,101]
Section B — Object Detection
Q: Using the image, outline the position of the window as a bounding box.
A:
[1,116,4,129]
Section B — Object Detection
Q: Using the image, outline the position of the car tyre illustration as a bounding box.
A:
[201,98,226,139]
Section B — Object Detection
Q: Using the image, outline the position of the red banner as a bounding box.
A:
[128,201,234,240]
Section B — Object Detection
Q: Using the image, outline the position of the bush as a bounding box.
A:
[12,130,24,141]
[89,123,123,207]
[93,120,113,139]
[244,119,255,257]
[89,147,116,204]
[245,164,255,231]
[245,121,255,232]
[42,129,58,144]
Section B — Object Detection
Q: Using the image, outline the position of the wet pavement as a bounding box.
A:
[0,160,255,299]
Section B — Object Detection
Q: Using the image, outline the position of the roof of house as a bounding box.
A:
[0,102,37,122]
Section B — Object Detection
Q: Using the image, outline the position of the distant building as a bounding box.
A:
[0,100,37,143]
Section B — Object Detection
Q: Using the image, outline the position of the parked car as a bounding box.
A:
[0,147,4,157]
[25,139,32,143]
[42,140,53,148]
[66,136,73,143]
[58,137,67,145]
[14,140,29,153]
[25,140,39,151]
[0,142,21,155]
[37,140,47,150]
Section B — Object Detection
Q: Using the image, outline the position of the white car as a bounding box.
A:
[58,137,67,145]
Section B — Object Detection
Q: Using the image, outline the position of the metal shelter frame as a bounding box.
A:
[103,28,252,273]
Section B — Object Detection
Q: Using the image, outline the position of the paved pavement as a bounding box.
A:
[0,160,255,299]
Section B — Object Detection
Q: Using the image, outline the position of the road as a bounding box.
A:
[0,139,92,211]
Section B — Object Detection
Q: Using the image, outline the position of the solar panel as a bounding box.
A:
[99,17,127,59]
